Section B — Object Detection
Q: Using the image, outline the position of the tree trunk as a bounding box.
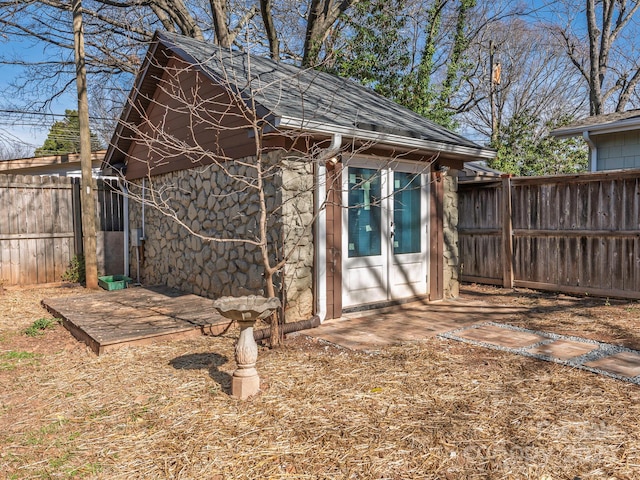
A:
[210,0,232,47]
[435,0,474,126]
[152,0,204,40]
[260,0,279,60]
[586,0,602,115]
[617,68,640,112]
[72,0,99,289]
[302,0,360,67]
[264,270,282,348]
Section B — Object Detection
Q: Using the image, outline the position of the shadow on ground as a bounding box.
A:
[169,352,232,394]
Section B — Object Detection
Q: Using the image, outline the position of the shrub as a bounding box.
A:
[62,254,85,284]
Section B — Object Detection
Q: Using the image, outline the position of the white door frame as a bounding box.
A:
[341,158,430,308]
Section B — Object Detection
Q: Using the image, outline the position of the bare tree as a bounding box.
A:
[461,17,587,142]
[301,0,360,66]
[118,69,312,345]
[260,0,280,59]
[0,138,34,160]
[0,0,363,110]
[552,0,640,114]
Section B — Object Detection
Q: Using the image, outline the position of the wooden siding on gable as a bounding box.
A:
[122,54,472,181]
[125,57,257,180]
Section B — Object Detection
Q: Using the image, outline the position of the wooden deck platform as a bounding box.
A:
[42,286,231,355]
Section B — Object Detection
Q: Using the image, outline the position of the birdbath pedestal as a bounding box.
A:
[213,295,281,400]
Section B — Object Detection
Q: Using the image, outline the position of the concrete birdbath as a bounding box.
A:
[213,295,281,399]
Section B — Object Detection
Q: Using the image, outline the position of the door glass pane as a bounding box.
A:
[393,172,421,254]
[348,167,382,257]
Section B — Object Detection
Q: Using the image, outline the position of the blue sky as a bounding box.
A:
[0,36,77,154]
[0,0,590,156]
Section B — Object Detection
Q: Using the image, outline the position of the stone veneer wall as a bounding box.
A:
[128,152,314,322]
[279,157,314,320]
[442,172,460,297]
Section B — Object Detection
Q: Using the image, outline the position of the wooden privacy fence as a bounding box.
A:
[458,169,640,300]
[0,175,123,286]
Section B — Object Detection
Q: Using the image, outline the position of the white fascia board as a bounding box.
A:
[550,128,583,139]
[276,116,496,160]
[552,117,640,138]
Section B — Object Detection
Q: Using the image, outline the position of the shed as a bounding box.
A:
[105,31,495,322]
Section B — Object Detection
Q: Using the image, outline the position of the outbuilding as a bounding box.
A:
[105,31,495,322]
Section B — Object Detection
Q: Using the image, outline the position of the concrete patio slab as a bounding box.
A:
[454,324,545,349]
[585,351,640,378]
[309,299,527,351]
[528,339,599,360]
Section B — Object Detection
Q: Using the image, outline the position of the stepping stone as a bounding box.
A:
[527,339,598,360]
[454,325,545,349]
[585,351,640,378]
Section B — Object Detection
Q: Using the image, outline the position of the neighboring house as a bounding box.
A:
[105,31,495,322]
[551,109,640,171]
[0,150,107,176]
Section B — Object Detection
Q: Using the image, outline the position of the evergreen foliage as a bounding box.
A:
[489,112,588,176]
[331,0,410,99]
[333,0,476,131]
[61,254,86,284]
[398,0,476,130]
[333,1,589,177]
[34,110,101,157]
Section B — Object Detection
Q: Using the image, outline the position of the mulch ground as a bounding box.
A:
[1,283,639,479]
[461,284,640,351]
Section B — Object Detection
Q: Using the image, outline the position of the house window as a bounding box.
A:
[393,172,421,254]
[347,167,382,257]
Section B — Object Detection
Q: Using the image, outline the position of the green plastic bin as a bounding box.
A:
[98,275,132,291]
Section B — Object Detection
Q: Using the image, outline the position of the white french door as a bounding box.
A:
[342,159,429,308]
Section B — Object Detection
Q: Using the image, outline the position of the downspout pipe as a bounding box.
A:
[315,133,342,323]
[118,180,130,278]
[583,130,597,172]
[141,177,146,238]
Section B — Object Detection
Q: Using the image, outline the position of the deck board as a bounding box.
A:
[42,285,231,355]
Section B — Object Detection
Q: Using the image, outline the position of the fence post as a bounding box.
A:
[429,171,445,300]
[501,174,514,288]
[71,177,83,256]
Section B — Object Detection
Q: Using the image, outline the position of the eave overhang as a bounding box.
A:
[551,116,640,139]
[276,116,496,161]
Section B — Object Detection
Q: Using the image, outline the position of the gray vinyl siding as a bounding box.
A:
[595,131,640,171]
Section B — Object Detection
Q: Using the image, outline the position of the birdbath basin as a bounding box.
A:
[213,295,281,400]
[213,295,280,324]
